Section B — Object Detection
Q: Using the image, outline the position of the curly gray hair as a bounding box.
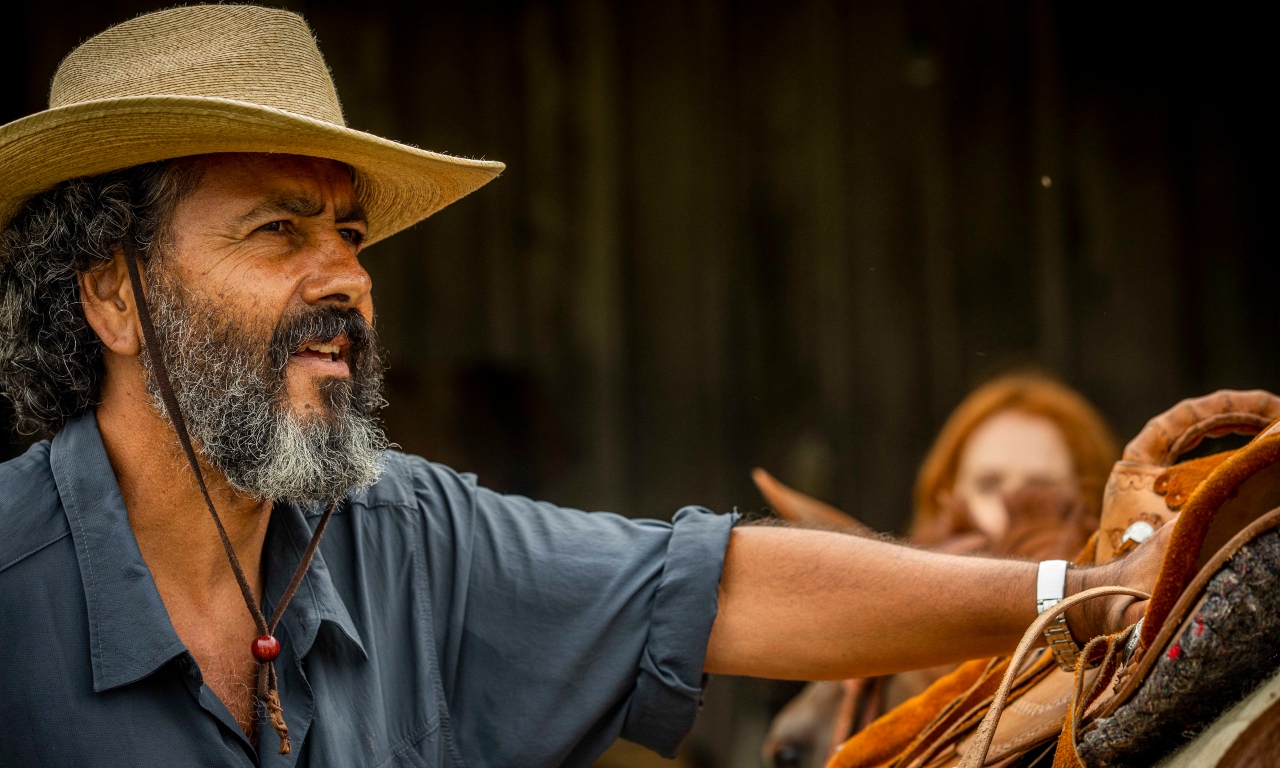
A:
[0,160,204,436]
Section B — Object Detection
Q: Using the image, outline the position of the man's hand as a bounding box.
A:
[1064,523,1171,643]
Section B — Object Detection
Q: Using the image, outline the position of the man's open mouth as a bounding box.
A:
[291,334,350,367]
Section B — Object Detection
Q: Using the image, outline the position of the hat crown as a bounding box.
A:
[49,5,345,126]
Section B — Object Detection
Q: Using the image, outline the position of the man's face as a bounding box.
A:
[166,153,374,414]
[144,153,387,502]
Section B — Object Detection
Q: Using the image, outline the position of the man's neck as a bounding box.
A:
[95,358,272,737]
[95,361,271,607]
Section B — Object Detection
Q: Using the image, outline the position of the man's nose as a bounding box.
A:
[299,233,372,309]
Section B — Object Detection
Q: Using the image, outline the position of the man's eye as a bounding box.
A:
[258,220,286,233]
[339,228,365,246]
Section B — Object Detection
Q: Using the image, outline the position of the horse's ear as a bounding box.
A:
[751,467,870,533]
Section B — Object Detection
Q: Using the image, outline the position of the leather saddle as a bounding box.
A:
[827,389,1280,768]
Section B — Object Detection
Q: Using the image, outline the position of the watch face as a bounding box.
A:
[1037,560,1069,609]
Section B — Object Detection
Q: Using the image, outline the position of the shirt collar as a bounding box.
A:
[262,501,367,662]
[50,411,366,694]
[51,412,186,693]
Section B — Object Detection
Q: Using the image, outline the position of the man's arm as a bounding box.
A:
[705,525,1165,680]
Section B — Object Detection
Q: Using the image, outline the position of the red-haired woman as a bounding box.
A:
[760,373,1118,768]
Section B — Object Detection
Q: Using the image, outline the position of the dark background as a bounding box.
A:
[3,1,1276,765]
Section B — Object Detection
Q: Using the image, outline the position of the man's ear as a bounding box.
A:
[78,247,142,357]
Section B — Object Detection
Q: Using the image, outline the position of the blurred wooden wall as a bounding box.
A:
[3,0,1276,540]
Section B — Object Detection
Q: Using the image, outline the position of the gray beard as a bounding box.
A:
[140,269,388,504]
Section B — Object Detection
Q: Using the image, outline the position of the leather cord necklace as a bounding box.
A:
[122,240,337,754]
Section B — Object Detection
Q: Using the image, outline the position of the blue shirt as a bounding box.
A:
[0,413,736,767]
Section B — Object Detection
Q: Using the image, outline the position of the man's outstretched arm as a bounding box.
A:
[705,525,1165,680]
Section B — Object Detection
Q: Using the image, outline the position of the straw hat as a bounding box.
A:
[0,4,504,246]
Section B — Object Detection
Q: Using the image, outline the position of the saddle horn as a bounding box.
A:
[1096,389,1280,562]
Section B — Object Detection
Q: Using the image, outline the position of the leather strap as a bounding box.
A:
[957,586,1149,768]
[1050,629,1132,768]
[122,241,337,753]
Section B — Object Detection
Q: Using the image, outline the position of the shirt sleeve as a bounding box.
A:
[413,461,737,768]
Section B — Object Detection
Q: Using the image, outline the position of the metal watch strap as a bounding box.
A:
[1037,559,1083,671]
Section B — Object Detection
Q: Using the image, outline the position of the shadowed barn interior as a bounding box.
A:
[2,1,1275,765]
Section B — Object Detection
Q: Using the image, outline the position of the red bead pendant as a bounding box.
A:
[252,634,281,662]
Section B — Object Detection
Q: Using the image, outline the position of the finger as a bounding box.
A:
[1120,523,1173,590]
[1122,598,1148,628]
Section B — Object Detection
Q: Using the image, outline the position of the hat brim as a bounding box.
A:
[0,95,505,246]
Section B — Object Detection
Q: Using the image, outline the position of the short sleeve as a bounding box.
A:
[413,462,736,768]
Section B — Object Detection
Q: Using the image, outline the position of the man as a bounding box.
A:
[0,6,1162,768]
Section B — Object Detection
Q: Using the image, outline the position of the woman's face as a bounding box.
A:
[951,410,1078,540]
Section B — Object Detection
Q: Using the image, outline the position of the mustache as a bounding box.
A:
[268,306,376,372]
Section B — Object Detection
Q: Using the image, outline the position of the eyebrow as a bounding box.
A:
[234,194,368,227]
[335,200,368,225]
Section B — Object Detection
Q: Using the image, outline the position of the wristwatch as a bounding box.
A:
[1037,559,1083,671]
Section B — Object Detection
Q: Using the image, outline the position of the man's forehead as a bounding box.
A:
[186,153,361,214]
